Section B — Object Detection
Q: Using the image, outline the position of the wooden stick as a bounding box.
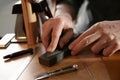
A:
[21,0,38,46]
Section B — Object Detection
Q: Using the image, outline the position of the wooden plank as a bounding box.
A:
[102,53,120,80]
[21,0,39,46]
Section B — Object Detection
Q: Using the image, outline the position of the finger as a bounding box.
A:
[71,31,101,55]
[47,22,63,52]
[91,37,108,54]
[42,35,51,49]
[41,21,52,49]
[69,25,97,50]
[59,28,74,48]
[103,39,120,56]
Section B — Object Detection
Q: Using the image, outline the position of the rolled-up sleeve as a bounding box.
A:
[56,0,84,13]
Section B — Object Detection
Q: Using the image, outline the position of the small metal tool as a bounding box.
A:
[39,48,71,67]
[35,64,79,80]
[39,36,78,67]
[3,48,33,59]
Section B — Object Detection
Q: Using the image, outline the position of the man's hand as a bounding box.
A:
[42,15,74,52]
[69,20,120,56]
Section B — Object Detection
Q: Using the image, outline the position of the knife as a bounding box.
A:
[35,64,79,80]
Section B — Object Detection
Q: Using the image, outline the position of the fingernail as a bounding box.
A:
[103,52,109,57]
[47,47,53,52]
[69,45,73,50]
[103,54,109,57]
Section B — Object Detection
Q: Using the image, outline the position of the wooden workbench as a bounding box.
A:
[0,42,119,80]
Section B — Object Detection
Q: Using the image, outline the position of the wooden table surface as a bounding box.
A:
[0,42,120,80]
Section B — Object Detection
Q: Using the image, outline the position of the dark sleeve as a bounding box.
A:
[56,0,84,13]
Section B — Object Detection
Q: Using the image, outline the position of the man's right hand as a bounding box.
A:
[41,15,74,52]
